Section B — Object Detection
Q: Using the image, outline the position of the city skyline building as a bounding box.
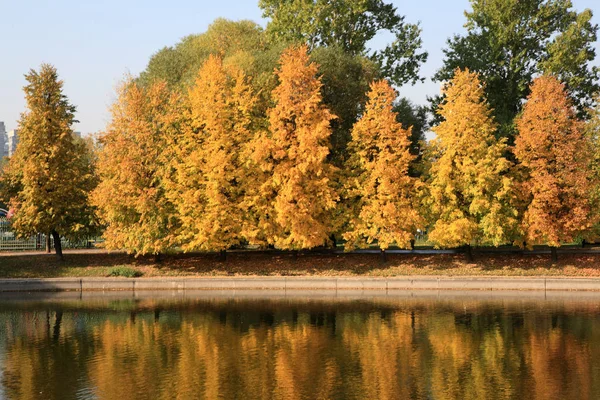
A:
[0,122,6,159]
[7,129,18,157]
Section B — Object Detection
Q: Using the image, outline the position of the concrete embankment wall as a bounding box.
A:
[1,276,600,292]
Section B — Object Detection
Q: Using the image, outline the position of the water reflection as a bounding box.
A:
[1,294,600,399]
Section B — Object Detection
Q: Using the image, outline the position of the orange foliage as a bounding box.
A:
[515,75,595,247]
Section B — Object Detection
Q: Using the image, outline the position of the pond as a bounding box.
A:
[0,291,599,399]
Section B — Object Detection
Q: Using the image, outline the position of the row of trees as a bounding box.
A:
[93,45,598,261]
[0,0,598,261]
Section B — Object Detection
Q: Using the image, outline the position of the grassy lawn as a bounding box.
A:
[1,250,600,278]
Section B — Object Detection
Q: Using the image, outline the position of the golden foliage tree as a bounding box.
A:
[427,69,517,259]
[92,79,178,256]
[166,55,256,254]
[247,45,338,250]
[0,64,98,259]
[515,75,595,261]
[343,80,423,251]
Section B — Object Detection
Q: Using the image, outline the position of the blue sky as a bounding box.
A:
[0,0,598,135]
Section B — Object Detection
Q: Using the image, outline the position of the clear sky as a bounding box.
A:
[1,0,598,135]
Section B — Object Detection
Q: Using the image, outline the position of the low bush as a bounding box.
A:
[108,266,143,278]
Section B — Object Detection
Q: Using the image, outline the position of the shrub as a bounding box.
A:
[108,266,143,278]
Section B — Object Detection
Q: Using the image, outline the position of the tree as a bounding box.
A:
[247,45,338,250]
[310,46,380,165]
[259,0,428,86]
[435,0,599,140]
[137,20,380,165]
[515,75,595,261]
[139,19,269,89]
[393,97,429,177]
[92,79,178,257]
[343,80,423,253]
[426,69,518,261]
[0,64,98,259]
[166,55,256,256]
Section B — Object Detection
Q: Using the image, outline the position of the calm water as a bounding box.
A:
[1,292,600,400]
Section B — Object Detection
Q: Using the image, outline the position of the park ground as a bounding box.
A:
[1,248,600,279]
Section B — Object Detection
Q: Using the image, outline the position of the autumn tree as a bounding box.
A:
[343,80,423,255]
[515,75,595,261]
[92,79,178,257]
[427,69,518,260]
[435,0,599,139]
[247,45,338,250]
[0,64,98,259]
[166,55,256,257]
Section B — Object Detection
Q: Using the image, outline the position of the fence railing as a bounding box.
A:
[0,217,96,252]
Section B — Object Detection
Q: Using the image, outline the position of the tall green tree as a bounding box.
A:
[0,65,98,259]
[259,0,428,86]
[426,69,518,261]
[435,0,599,139]
[393,97,429,177]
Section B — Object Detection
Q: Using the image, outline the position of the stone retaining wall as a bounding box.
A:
[1,276,600,292]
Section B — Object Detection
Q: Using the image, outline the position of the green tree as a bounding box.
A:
[343,80,423,252]
[435,0,599,140]
[259,0,428,86]
[0,65,98,259]
[426,69,518,261]
[139,19,269,89]
[393,97,429,177]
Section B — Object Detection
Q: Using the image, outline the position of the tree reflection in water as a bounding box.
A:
[0,296,599,400]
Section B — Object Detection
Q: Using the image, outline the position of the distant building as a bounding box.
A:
[7,130,18,157]
[0,122,6,159]
[73,131,82,138]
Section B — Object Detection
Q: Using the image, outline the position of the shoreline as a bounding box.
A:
[2,275,600,292]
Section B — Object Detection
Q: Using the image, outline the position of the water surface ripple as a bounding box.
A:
[0,292,599,399]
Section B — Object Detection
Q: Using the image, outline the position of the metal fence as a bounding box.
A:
[0,216,95,252]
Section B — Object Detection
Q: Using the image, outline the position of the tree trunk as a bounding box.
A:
[46,233,51,253]
[154,253,162,264]
[465,244,474,262]
[380,249,387,262]
[410,239,415,250]
[219,250,227,262]
[551,247,558,263]
[582,239,586,249]
[51,230,63,261]
[330,234,337,250]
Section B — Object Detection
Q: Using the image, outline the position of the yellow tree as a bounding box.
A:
[92,79,179,257]
[0,64,98,260]
[167,55,256,257]
[247,45,338,250]
[343,80,423,255]
[427,68,517,261]
[515,75,595,262]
